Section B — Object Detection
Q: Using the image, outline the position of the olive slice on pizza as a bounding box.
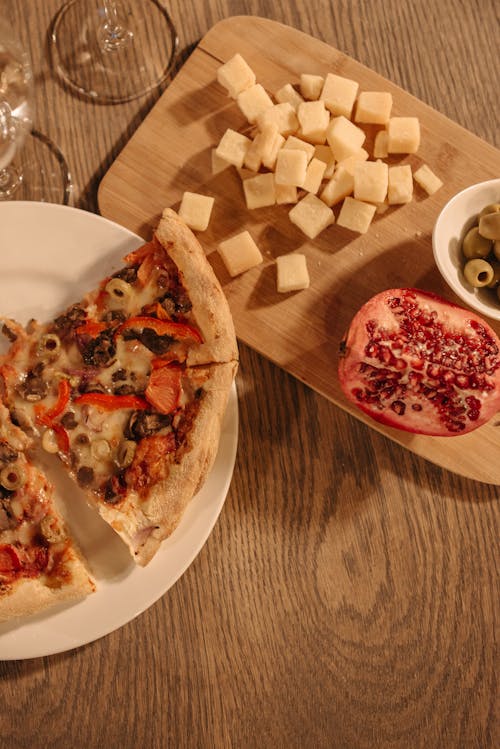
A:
[0,403,95,622]
[0,209,238,568]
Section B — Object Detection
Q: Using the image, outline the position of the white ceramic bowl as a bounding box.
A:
[432,178,500,320]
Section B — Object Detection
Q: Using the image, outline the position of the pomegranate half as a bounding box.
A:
[338,288,500,436]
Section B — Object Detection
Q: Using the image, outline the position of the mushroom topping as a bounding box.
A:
[117,440,136,468]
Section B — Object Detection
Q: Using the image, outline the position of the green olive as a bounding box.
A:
[479,203,500,219]
[0,463,27,490]
[37,333,61,360]
[462,226,492,259]
[463,258,494,287]
[478,212,500,241]
[105,277,132,305]
[91,439,112,461]
[42,428,60,454]
[486,261,500,288]
[40,516,66,544]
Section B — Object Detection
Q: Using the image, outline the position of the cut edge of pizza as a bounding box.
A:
[0,402,95,623]
[98,359,237,565]
[155,208,238,366]
[0,208,239,582]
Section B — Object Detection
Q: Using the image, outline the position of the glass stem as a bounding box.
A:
[100,1,133,53]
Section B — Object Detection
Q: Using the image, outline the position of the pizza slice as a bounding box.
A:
[0,209,238,566]
[0,402,95,622]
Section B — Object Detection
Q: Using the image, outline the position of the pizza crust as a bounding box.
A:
[98,360,237,565]
[0,550,95,623]
[155,209,238,366]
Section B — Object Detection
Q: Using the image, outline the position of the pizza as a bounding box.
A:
[0,402,95,622]
[0,208,238,620]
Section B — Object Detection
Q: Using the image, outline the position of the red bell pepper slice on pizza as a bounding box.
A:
[34,379,71,427]
[75,320,111,338]
[0,544,21,574]
[116,315,202,344]
[51,423,70,454]
[145,361,182,415]
[123,238,162,265]
[73,393,150,411]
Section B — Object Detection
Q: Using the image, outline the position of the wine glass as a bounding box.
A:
[50,0,179,104]
[0,20,71,204]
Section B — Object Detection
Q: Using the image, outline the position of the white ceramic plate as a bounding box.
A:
[0,202,238,660]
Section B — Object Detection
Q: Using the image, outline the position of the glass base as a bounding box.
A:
[0,130,72,204]
[50,0,178,103]
[0,164,23,199]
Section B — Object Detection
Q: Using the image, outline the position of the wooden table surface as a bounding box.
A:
[1,2,498,748]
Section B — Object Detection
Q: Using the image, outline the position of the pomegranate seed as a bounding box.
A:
[391,400,406,415]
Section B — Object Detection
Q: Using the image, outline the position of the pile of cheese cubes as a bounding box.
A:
[178,53,443,293]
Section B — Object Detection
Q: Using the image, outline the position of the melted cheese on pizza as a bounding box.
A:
[0,243,207,507]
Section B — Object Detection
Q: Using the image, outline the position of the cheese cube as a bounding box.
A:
[326,116,366,161]
[211,148,230,175]
[289,193,334,239]
[300,74,324,101]
[243,141,263,173]
[275,83,304,111]
[276,253,310,292]
[244,124,280,171]
[275,181,298,205]
[216,54,256,99]
[387,117,421,153]
[218,231,263,276]
[336,149,369,176]
[314,145,336,178]
[243,172,276,209]
[320,73,359,118]
[373,130,388,159]
[337,197,376,234]
[283,135,315,163]
[297,100,330,144]
[262,132,285,170]
[353,160,388,203]
[237,83,274,124]
[302,157,327,194]
[354,92,393,124]
[178,191,215,231]
[413,163,443,195]
[388,164,413,204]
[256,103,299,136]
[215,128,251,168]
[320,165,354,206]
[275,149,308,187]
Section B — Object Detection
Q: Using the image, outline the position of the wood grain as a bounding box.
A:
[97,15,500,484]
[0,2,499,749]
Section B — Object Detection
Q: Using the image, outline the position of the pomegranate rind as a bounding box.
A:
[338,288,500,436]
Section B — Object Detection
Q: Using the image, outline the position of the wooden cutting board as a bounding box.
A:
[98,15,500,484]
